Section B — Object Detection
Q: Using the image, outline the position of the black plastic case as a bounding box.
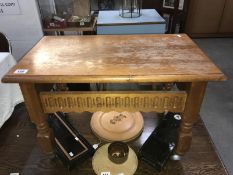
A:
[48,112,95,169]
[139,112,181,172]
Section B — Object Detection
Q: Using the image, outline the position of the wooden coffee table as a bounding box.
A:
[2,34,226,156]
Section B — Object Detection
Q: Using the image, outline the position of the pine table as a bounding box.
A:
[2,34,226,156]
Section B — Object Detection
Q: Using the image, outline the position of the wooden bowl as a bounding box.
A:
[92,144,138,175]
[108,141,129,164]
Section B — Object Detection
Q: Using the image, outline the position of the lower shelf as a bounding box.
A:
[0,103,228,175]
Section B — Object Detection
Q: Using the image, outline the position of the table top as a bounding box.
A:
[0,52,24,128]
[0,52,13,77]
[97,9,165,26]
[2,34,226,83]
[0,52,10,62]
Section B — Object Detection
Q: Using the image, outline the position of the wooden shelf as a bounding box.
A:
[0,104,228,175]
[43,17,97,32]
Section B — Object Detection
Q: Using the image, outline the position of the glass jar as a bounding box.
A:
[119,0,142,18]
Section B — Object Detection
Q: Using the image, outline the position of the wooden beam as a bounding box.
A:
[40,91,187,113]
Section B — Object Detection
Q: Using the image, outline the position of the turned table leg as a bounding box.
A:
[176,82,207,155]
[20,83,54,154]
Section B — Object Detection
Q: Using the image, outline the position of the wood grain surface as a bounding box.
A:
[0,103,228,175]
[2,34,225,83]
[176,82,207,155]
[40,91,187,113]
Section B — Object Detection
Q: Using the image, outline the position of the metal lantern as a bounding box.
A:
[119,0,142,18]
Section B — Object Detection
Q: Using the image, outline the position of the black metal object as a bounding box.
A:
[139,112,181,172]
[160,0,190,33]
[48,112,95,169]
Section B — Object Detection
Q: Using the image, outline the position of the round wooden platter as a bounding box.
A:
[90,111,144,142]
[92,143,138,175]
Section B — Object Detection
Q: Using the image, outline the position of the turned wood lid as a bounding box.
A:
[90,111,144,142]
[92,143,138,175]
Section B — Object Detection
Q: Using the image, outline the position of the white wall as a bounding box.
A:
[0,0,43,61]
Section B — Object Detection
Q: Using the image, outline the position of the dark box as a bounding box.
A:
[139,112,181,172]
[48,112,95,169]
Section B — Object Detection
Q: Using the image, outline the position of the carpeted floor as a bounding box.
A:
[194,38,233,175]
